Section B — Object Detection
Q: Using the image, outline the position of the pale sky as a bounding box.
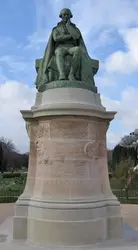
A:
[1,0,138,152]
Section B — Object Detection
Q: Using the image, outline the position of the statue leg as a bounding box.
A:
[68,47,82,81]
[55,47,68,80]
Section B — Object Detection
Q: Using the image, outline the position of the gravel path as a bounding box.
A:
[0,203,138,249]
[0,204,14,224]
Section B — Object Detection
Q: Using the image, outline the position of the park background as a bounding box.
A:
[1,0,138,204]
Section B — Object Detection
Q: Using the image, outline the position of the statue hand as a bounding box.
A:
[65,21,72,38]
[66,23,80,40]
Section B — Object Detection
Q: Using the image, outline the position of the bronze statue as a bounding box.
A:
[35,8,99,92]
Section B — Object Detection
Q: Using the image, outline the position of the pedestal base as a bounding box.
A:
[13,88,122,246]
[17,200,122,245]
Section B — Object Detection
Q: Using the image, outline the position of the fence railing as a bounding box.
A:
[0,189,138,204]
[0,190,23,203]
[113,190,138,204]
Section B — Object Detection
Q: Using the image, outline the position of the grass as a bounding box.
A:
[0,172,26,203]
[0,172,26,202]
[0,173,26,191]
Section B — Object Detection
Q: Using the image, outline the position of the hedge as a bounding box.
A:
[2,172,27,178]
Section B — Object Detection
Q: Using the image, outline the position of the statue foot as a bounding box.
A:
[68,73,76,81]
[59,75,66,80]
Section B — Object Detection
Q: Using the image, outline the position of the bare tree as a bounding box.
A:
[0,137,29,172]
[0,137,17,152]
[0,137,18,172]
[107,149,113,172]
[0,142,3,169]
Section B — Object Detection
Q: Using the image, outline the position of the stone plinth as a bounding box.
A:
[13,88,122,246]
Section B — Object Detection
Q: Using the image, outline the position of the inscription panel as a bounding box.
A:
[35,160,89,179]
[50,120,88,139]
[33,178,43,196]
[30,122,38,140]
[88,161,101,179]
[35,140,106,174]
[39,140,87,159]
[96,122,108,141]
[34,179,101,198]
[35,122,50,161]
[37,122,50,139]
[28,141,37,178]
[27,123,38,178]
[98,142,107,158]
[30,119,108,200]
[88,122,98,140]
[70,179,101,197]
[41,179,70,197]
[88,121,108,142]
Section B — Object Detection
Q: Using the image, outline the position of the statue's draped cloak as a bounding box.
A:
[35,24,94,89]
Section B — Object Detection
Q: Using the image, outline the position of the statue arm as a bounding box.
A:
[53,28,72,42]
[66,23,81,40]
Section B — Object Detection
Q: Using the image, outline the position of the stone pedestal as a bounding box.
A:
[13,88,123,246]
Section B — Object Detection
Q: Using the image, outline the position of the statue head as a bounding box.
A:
[59,8,73,23]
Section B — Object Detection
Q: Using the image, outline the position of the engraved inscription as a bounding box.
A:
[41,179,70,197]
[88,121,108,142]
[70,179,101,197]
[50,120,88,139]
[36,140,86,159]
[27,122,38,141]
[31,123,38,138]
[35,122,50,163]
[36,160,89,179]
[37,123,45,138]
[37,122,50,139]
[88,122,98,140]
[38,179,101,198]
[98,142,107,157]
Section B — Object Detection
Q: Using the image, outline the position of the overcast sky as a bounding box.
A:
[1,0,138,152]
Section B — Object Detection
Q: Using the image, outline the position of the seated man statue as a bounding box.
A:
[35,8,99,92]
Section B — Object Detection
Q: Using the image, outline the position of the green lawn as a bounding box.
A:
[0,172,26,202]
